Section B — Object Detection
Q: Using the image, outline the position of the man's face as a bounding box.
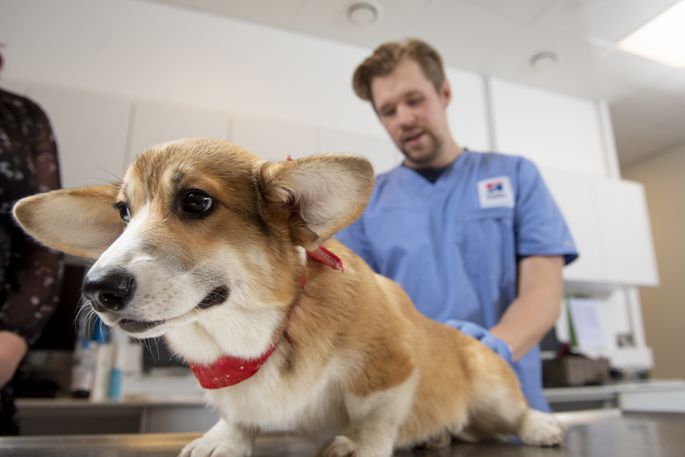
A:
[371,58,451,168]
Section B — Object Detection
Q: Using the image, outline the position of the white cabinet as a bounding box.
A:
[490,78,606,177]
[541,168,658,286]
[446,69,490,152]
[318,128,401,175]
[541,169,606,283]
[29,84,132,189]
[127,101,232,166]
[596,179,659,286]
[619,381,685,413]
[230,115,318,162]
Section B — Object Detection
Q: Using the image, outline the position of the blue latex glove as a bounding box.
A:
[446,320,513,365]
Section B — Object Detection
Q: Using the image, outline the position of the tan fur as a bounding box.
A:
[12,138,564,456]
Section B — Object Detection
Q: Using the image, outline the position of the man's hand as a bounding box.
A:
[0,331,28,387]
[446,320,513,364]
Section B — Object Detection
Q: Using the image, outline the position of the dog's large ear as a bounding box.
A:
[12,185,123,260]
[259,155,374,249]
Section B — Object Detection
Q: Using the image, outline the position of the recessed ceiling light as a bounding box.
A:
[618,0,685,68]
[529,51,558,71]
[347,1,380,26]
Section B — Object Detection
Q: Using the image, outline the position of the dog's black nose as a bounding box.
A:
[82,269,136,312]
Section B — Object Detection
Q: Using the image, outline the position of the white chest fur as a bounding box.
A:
[203,350,349,435]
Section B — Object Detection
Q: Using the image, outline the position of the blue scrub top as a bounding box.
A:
[337,150,578,411]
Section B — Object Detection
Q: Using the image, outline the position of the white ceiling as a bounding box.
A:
[147,0,685,169]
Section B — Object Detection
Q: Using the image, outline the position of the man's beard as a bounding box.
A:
[399,129,443,167]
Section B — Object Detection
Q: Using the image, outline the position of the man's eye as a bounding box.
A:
[380,108,396,117]
[182,190,213,215]
[114,202,131,223]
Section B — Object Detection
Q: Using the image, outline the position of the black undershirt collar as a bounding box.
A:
[408,165,449,183]
[402,150,467,183]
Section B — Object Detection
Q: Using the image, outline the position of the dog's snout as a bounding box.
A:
[82,269,136,312]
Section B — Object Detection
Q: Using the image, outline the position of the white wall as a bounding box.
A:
[0,0,366,135]
[1,0,491,151]
[1,0,493,178]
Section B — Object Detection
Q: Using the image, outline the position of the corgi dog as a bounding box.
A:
[13,138,564,456]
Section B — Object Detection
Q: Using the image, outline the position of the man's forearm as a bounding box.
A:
[490,256,564,361]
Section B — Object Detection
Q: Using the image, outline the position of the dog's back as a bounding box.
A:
[284,240,530,448]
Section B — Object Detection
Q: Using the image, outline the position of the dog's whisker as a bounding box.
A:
[141,338,151,358]
[97,316,107,339]
[81,307,93,340]
[73,297,90,326]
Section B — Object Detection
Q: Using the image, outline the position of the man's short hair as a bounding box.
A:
[352,38,446,104]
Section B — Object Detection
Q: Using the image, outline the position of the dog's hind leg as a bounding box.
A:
[465,375,565,447]
[421,429,452,449]
[516,409,565,446]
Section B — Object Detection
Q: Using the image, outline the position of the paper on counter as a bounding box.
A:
[568,298,609,351]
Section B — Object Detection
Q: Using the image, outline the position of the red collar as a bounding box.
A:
[189,245,344,389]
[189,345,277,389]
[299,245,345,287]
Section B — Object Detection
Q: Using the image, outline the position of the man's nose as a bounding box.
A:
[82,269,136,312]
[397,104,416,127]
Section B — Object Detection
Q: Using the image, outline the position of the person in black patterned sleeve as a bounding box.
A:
[0,49,64,435]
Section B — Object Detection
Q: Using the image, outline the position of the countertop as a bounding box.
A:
[16,379,685,407]
[1,411,684,457]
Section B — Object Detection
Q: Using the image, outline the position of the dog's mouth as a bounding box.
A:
[116,286,230,334]
[118,318,164,333]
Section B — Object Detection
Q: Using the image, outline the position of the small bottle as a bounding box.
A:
[70,337,94,399]
[71,313,94,399]
[108,328,130,400]
[89,317,113,402]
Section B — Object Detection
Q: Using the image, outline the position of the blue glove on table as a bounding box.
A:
[446,320,513,365]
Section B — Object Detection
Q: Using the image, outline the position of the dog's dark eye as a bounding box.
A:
[114,202,131,223]
[182,190,213,215]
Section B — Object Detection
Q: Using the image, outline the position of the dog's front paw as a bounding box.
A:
[317,435,358,457]
[518,410,565,447]
[180,420,254,457]
[180,434,250,457]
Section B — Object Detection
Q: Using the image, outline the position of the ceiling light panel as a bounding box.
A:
[618,0,685,68]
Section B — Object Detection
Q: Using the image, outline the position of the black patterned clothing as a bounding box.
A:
[0,87,64,434]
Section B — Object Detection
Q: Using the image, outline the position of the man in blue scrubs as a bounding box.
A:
[337,39,578,412]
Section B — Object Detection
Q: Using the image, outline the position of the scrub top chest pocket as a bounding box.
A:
[454,207,517,288]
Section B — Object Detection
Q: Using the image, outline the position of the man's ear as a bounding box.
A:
[440,79,452,107]
[12,185,123,260]
[259,155,374,249]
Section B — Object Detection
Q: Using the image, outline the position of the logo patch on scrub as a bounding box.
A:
[478,176,514,208]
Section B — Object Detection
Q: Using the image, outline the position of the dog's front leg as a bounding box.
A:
[318,424,397,457]
[318,376,417,457]
[180,418,256,457]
